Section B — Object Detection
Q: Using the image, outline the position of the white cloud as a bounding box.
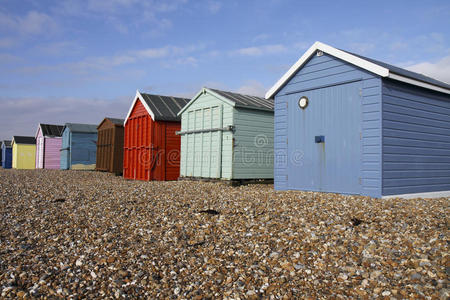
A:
[0,10,58,36]
[207,1,222,14]
[252,34,270,43]
[233,44,287,56]
[36,41,84,56]
[236,80,267,97]
[406,55,450,84]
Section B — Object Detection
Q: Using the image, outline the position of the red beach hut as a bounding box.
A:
[123,91,190,181]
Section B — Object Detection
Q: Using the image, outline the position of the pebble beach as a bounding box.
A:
[0,169,448,299]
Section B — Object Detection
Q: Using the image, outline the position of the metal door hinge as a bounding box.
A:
[360,132,362,140]
[359,177,362,184]
[359,88,362,97]
[286,138,288,144]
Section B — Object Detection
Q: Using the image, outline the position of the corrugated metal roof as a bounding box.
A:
[107,118,125,125]
[65,123,98,133]
[2,140,11,147]
[13,136,36,145]
[40,124,64,137]
[209,88,274,111]
[344,51,450,90]
[140,93,190,122]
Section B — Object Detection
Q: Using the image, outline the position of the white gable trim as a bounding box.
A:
[35,124,42,139]
[124,90,156,125]
[265,41,450,99]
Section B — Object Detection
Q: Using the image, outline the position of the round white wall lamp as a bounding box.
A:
[298,96,308,109]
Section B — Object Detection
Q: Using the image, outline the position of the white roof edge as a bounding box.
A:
[265,41,391,99]
[124,90,156,125]
[388,73,450,95]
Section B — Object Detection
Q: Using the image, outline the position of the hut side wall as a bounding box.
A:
[381,79,450,195]
[274,53,382,197]
[44,137,62,169]
[180,92,233,179]
[232,107,274,179]
[113,125,124,174]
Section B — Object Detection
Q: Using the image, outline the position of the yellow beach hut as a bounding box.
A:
[12,136,36,169]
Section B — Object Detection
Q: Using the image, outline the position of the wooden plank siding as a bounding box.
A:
[381,79,450,195]
[12,143,36,169]
[233,108,274,179]
[123,99,181,181]
[274,53,382,197]
[180,93,234,179]
[96,119,124,174]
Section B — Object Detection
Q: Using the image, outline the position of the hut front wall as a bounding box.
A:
[381,79,450,196]
[124,100,181,181]
[180,93,233,179]
[96,122,114,172]
[274,53,382,197]
[97,122,124,174]
[2,145,12,168]
[232,108,274,179]
[71,132,97,170]
[13,143,36,169]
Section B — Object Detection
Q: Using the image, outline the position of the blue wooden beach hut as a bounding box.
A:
[60,123,98,170]
[266,41,450,199]
[1,140,12,169]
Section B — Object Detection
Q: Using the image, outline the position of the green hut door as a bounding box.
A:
[185,105,223,178]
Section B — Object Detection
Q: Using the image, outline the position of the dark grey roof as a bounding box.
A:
[2,140,11,147]
[140,93,190,122]
[13,136,36,145]
[107,118,125,125]
[65,123,97,133]
[40,124,64,137]
[209,88,274,111]
[343,50,450,90]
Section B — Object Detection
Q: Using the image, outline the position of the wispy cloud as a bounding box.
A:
[236,80,267,97]
[406,55,450,84]
[0,10,58,36]
[0,95,132,141]
[232,44,287,56]
[206,1,222,14]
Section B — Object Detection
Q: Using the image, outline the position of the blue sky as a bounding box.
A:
[1,0,449,140]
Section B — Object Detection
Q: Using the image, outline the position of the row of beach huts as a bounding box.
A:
[2,42,450,199]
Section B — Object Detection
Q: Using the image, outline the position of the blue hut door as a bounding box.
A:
[287,80,362,194]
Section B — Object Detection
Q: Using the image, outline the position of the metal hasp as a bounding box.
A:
[315,135,325,143]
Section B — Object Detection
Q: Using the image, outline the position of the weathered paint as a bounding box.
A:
[1,143,12,169]
[179,89,274,180]
[274,53,382,197]
[12,143,36,169]
[35,126,62,169]
[123,100,181,181]
[60,126,97,170]
[381,79,450,195]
